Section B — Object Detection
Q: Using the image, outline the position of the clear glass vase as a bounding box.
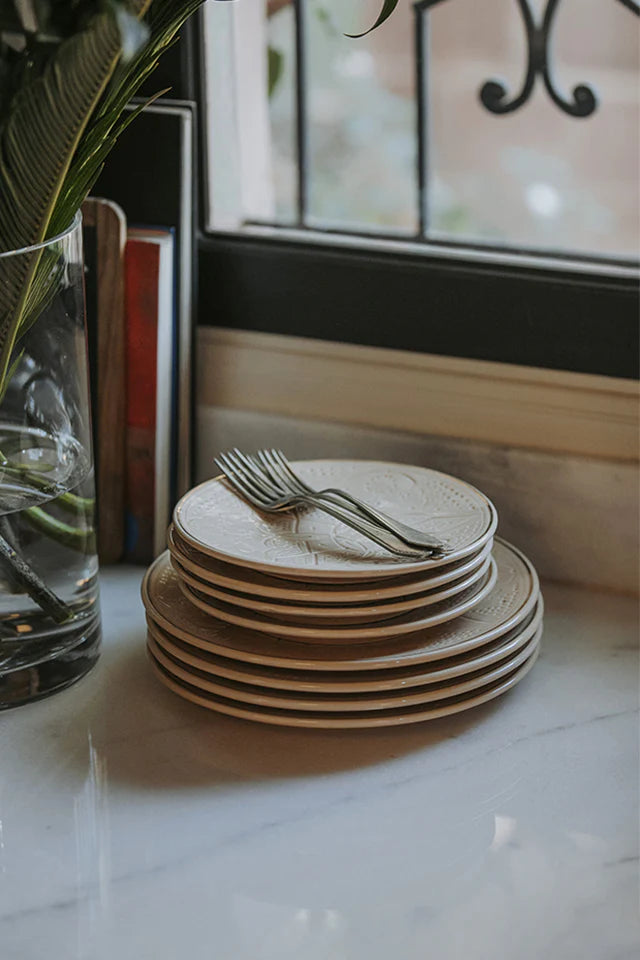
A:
[0,213,101,708]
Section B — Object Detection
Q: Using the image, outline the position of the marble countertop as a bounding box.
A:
[1,569,638,960]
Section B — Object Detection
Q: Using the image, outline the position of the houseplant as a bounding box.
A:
[0,0,395,708]
[0,0,209,707]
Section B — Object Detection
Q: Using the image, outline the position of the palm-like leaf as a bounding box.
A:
[0,0,207,616]
[0,0,205,390]
[58,0,205,230]
[346,0,399,37]
[0,3,148,386]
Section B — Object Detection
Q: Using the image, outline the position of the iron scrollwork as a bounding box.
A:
[417,0,640,118]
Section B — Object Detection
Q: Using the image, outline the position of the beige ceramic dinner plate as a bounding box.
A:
[179,560,497,642]
[142,540,540,670]
[171,552,493,624]
[173,461,498,581]
[147,599,543,693]
[147,624,541,713]
[148,644,540,729]
[168,525,494,603]
[147,598,542,693]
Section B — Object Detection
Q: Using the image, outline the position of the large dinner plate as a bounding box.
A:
[167,525,494,603]
[146,600,543,694]
[147,645,540,729]
[178,560,497,642]
[147,625,542,712]
[170,552,492,624]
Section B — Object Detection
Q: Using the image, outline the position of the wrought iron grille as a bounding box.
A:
[281,0,639,259]
[203,0,640,267]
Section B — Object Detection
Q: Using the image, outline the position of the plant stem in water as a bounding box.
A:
[0,518,72,623]
[25,506,95,553]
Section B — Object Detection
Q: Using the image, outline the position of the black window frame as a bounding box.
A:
[165,12,639,380]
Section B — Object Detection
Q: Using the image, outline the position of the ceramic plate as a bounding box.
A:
[173,461,497,581]
[147,600,543,693]
[142,540,540,669]
[170,553,492,624]
[148,644,540,729]
[178,559,497,642]
[147,627,541,712]
[168,525,493,602]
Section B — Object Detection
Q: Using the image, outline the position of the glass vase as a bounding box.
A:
[0,213,101,708]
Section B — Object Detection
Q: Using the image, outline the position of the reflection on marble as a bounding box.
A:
[0,568,638,960]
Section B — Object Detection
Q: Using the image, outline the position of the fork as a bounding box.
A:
[213,450,440,560]
[248,448,449,555]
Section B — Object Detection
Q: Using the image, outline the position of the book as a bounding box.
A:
[82,197,127,564]
[94,99,195,504]
[124,228,176,562]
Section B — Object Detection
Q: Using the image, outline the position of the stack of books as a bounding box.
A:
[83,202,177,564]
[83,99,194,565]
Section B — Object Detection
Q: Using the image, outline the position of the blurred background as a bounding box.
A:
[205,0,640,260]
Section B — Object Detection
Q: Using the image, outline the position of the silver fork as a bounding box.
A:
[249,448,449,555]
[214,450,439,560]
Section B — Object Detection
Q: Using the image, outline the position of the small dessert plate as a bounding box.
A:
[168,525,494,602]
[173,460,498,581]
[178,560,498,642]
[170,553,492,624]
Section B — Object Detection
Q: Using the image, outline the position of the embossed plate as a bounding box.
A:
[178,559,497,642]
[147,644,540,728]
[168,525,493,601]
[173,461,498,581]
[142,540,540,669]
[170,552,492,624]
[147,600,542,693]
[147,626,541,712]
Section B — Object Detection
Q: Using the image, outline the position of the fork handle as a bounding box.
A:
[310,488,447,553]
[283,494,439,561]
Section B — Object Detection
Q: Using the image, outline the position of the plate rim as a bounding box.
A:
[147,626,542,712]
[146,600,543,693]
[170,551,493,621]
[148,644,540,728]
[178,559,498,641]
[168,525,494,601]
[141,539,540,671]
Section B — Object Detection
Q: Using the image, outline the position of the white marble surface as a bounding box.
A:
[1,569,638,960]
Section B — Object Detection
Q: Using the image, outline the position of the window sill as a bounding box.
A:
[197,327,638,461]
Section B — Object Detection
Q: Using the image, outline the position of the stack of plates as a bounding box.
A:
[142,460,543,729]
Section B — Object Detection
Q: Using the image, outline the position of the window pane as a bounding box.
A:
[304,0,418,233]
[202,0,242,229]
[203,0,639,261]
[427,0,640,256]
[267,1,298,223]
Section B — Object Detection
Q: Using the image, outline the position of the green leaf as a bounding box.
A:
[267,46,283,98]
[0,0,206,392]
[56,0,205,235]
[0,2,151,387]
[0,349,23,404]
[345,0,399,38]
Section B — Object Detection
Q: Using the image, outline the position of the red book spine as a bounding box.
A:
[124,238,159,563]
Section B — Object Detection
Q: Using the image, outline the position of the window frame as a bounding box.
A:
[173,10,639,380]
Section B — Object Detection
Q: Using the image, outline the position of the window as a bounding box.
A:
[189,1,638,377]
